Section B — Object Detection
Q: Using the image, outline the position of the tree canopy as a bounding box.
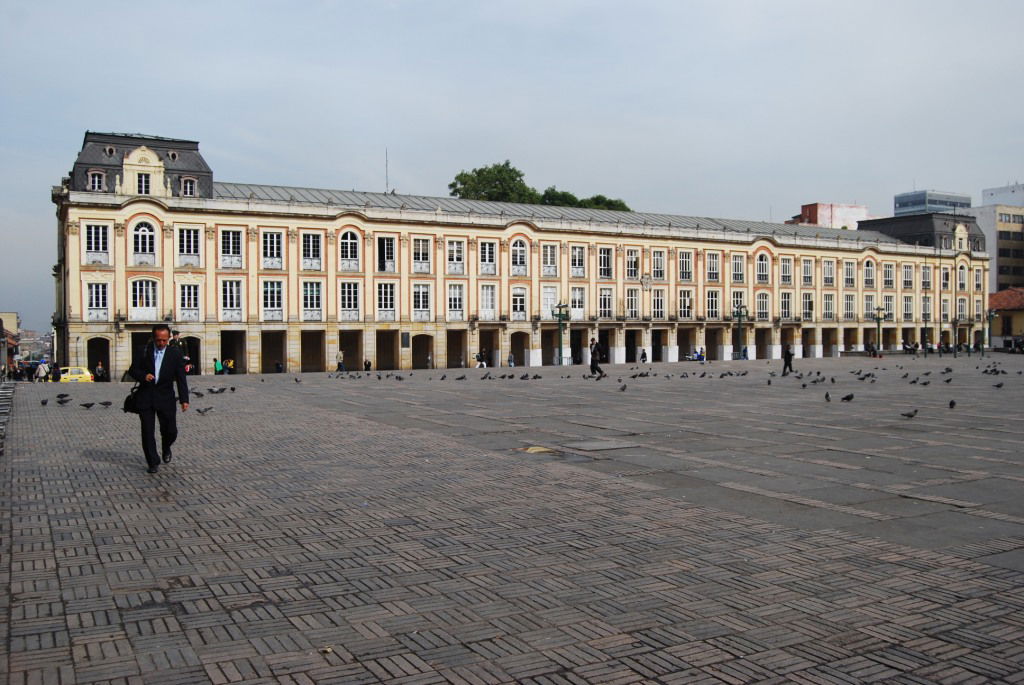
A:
[448,162,631,211]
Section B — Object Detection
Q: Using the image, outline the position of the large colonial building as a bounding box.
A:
[53,132,991,375]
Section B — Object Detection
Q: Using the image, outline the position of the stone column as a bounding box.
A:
[769,327,782,360]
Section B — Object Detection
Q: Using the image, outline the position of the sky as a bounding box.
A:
[1,0,1022,332]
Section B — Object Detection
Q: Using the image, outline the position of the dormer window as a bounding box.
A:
[88,171,105,191]
[181,178,196,197]
[137,173,150,195]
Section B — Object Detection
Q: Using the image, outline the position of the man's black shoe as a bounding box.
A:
[162,448,172,464]
[147,465,159,474]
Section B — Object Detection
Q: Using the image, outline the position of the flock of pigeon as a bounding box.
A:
[39,385,237,416]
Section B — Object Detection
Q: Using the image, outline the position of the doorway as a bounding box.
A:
[412,334,433,369]
[754,329,771,360]
[570,329,584,365]
[801,329,814,357]
[86,337,110,380]
[183,336,201,374]
[376,330,399,370]
[261,331,287,373]
[625,329,638,363]
[598,329,612,363]
[301,330,325,372]
[478,329,499,367]
[705,328,722,360]
[652,329,664,362]
[677,328,694,358]
[220,330,246,373]
[446,329,467,368]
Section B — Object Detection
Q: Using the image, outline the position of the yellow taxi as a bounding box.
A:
[60,367,94,382]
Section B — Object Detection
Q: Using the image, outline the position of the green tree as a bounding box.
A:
[579,194,631,211]
[448,160,540,204]
[539,186,580,207]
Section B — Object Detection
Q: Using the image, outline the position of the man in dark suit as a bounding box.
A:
[128,324,190,473]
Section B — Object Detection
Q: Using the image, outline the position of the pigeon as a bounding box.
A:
[295,378,302,383]
[949,400,956,409]
[825,392,831,402]
[619,384,627,391]
[456,375,467,381]
[99,401,112,408]
[841,393,854,402]
[56,398,72,406]
[440,374,446,380]
[196,407,214,415]
[900,409,918,419]
[192,391,204,398]
[520,374,529,380]
[230,387,236,392]
[994,382,1004,388]
[920,381,930,386]
[767,379,771,385]
[943,378,952,384]
[40,399,48,406]
[80,403,94,409]
[56,393,69,399]
[532,374,542,380]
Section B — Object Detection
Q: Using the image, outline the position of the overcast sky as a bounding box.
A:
[2,0,1022,332]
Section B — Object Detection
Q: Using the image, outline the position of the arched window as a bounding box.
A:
[957,265,967,291]
[756,291,770,320]
[864,260,875,287]
[339,230,359,270]
[511,239,527,275]
[756,253,770,283]
[133,222,154,254]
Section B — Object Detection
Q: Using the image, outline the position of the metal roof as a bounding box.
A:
[214,182,901,245]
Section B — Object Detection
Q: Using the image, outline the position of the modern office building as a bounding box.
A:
[961,184,1024,292]
[52,132,991,375]
[894,190,971,217]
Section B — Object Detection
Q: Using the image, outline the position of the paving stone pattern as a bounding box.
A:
[2,354,1024,683]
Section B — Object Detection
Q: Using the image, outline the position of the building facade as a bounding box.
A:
[785,202,872,230]
[53,133,991,376]
[961,203,1024,292]
[894,189,971,216]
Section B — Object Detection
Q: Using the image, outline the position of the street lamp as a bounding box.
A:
[871,306,886,357]
[951,315,959,358]
[552,302,570,365]
[984,309,998,358]
[731,305,749,359]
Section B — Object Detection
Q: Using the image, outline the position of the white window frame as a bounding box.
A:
[652,250,665,280]
[447,240,465,275]
[625,288,639,318]
[756,253,769,284]
[626,249,640,280]
[706,289,720,319]
[599,248,613,279]
[511,240,528,276]
[599,287,613,317]
[137,173,150,195]
[339,282,360,320]
[706,252,720,282]
[731,254,745,284]
[678,289,693,319]
[756,291,769,321]
[542,244,558,277]
[570,245,585,277]
[780,257,792,285]
[679,250,693,281]
[480,241,497,275]
[412,283,431,320]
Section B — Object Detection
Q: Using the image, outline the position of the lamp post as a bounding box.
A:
[951,316,959,358]
[871,306,885,357]
[552,302,570,365]
[984,309,998,358]
[731,305,749,359]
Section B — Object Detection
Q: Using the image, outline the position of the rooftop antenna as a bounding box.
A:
[385,148,389,194]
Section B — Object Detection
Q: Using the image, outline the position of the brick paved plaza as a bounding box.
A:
[2,353,1024,684]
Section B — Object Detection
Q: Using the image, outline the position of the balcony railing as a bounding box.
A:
[678,312,693,320]
[262,256,282,269]
[413,261,431,273]
[340,309,360,321]
[339,259,359,272]
[412,310,431,322]
[511,310,527,321]
[511,264,527,277]
[378,260,396,273]
[221,255,242,268]
[263,308,283,322]
[133,253,156,266]
[844,279,855,288]
[448,309,464,322]
[378,309,395,321]
[571,266,585,278]
[542,265,557,277]
[446,262,464,275]
[222,308,242,322]
[179,254,200,267]
[479,309,495,321]
[303,308,322,322]
[480,262,496,275]
[87,308,108,321]
[86,251,109,265]
[180,308,200,322]
[571,308,585,321]
[302,257,322,270]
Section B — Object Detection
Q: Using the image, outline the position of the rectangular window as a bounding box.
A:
[89,172,104,191]
[678,250,693,281]
[706,252,720,282]
[480,284,496,314]
[756,255,769,283]
[570,286,585,314]
[626,288,639,318]
[339,282,359,311]
[413,283,430,312]
[599,248,613,279]
[823,293,834,320]
[303,281,322,310]
[942,298,950,322]
[823,260,835,286]
[731,290,744,314]
[781,292,792,319]
[921,265,932,290]
[844,261,855,288]
[903,295,913,321]
[542,244,557,276]
[221,230,242,256]
[975,298,982,320]
[883,294,894,319]
[883,263,895,289]
[448,283,463,312]
[182,178,196,197]
[132,280,157,308]
[302,234,322,260]
[511,287,526,315]
[221,280,241,309]
[957,267,967,291]
[941,267,950,290]
[377,236,396,272]
[802,258,813,286]
[922,295,931,319]
[262,232,281,259]
[864,261,875,288]
[957,298,966,319]
[570,246,585,277]
[137,173,150,195]
[732,254,745,283]
[479,241,496,275]
[447,240,465,275]
[626,249,639,279]
[86,224,108,253]
[902,264,914,289]
[652,289,665,319]
[541,285,558,319]
[802,292,814,320]
[180,283,198,310]
[377,282,396,311]
[179,228,199,256]
[413,238,431,272]
[652,250,665,279]
[706,290,720,319]
[263,281,282,309]
[679,289,693,318]
[974,268,983,291]
[756,292,769,320]
[865,294,875,318]
[87,282,107,309]
[599,287,613,317]
[780,257,792,285]
[844,293,855,320]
